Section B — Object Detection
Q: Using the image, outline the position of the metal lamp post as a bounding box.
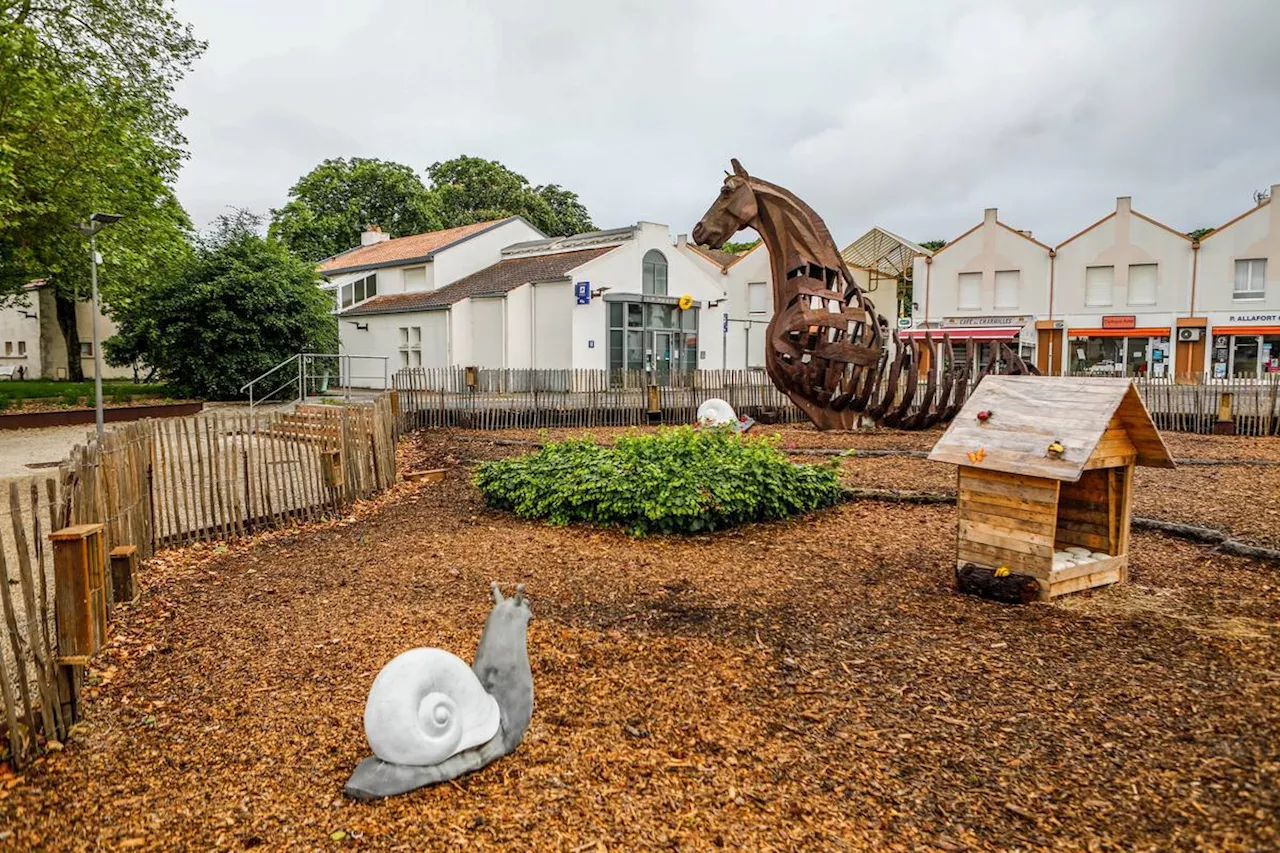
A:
[74,213,124,438]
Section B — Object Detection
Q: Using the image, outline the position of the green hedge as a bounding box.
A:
[473,427,842,535]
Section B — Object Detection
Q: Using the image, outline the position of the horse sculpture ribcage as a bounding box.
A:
[692,159,1036,430]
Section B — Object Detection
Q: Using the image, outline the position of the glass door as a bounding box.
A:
[1230,335,1260,379]
[651,331,673,384]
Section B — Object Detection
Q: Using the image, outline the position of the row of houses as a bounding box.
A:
[0,281,129,380]
[909,183,1280,380]
[325,217,900,382]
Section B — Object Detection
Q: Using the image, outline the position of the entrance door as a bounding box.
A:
[651,331,674,384]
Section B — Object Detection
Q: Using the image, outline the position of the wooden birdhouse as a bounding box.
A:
[929,377,1175,601]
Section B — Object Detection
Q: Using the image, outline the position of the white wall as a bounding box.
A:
[431,219,544,289]
[339,309,450,385]
[0,293,42,378]
[1054,198,1194,319]
[1196,189,1279,315]
[506,284,533,369]
[469,297,505,367]
[532,281,573,368]
[914,208,1052,325]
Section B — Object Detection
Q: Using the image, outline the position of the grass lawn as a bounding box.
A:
[0,378,175,409]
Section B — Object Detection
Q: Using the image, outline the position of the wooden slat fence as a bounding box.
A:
[0,392,400,769]
[395,368,1280,436]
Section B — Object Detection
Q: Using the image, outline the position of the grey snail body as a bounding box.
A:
[345,582,534,800]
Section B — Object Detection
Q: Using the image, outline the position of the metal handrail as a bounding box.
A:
[241,353,391,411]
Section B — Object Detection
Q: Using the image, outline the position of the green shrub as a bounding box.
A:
[474,426,842,535]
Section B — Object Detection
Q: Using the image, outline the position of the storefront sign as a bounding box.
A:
[1102,315,1136,329]
[941,315,1030,327]
[1228,313,1279,323]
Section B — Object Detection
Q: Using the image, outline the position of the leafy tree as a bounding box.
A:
[111,211,337,399]
[268,158,443,262]
[426,156,594,236]
[720,239,761,254]
[918,239,947,252]
[0,2,203,379]
[1187,227,1214,242]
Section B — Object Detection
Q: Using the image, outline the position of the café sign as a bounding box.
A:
[941,315,1030,328]
[1101,315,1136,329]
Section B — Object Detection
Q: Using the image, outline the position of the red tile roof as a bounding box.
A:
[318,218,517,274]
[341,247,615,316]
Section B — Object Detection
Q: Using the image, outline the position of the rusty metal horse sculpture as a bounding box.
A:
[693,159,1035,430]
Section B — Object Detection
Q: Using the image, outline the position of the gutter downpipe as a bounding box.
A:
[1048,249,1057,374]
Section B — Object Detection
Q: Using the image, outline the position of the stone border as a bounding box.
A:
[0,401,204,430]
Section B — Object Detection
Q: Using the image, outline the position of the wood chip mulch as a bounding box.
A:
[1,428,1276,851]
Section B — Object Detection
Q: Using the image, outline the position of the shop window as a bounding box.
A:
[1264,335,1280,375]
[1085,266,1114,307]
[1128,264,1157,306]
[1231,336,1259,378]
[747,281,769,314]
[1234,259,1266,300]
[957,272,981,310]
[994,270,1019,309]
[642,250,668,296]
[607,298,697,380]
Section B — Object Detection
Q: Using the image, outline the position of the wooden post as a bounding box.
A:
[1213,392,1236,435]
[109,545,139,605]
[51,523,107,661]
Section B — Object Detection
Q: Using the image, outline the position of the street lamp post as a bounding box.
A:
[74,213,124,439]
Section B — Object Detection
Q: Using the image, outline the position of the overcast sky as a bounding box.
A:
[173,0,1280,248]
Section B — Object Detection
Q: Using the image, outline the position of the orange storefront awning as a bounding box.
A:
[1210,325,1280,335]
[1067,327,1171,338]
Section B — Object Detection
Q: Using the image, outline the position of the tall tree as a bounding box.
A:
[426,156,594,236]
[268,158,443,262]
[110,210,337,399]
[0,2,202,379]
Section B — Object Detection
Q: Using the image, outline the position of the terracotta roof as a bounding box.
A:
[341,247,615,316]
[318,218,522,274]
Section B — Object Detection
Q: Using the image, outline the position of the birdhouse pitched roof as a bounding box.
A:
[928,376,1175,482]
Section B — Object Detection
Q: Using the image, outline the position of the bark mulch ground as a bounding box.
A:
[1,429,1276,851]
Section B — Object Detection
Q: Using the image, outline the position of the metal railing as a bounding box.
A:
[240,353,390,410]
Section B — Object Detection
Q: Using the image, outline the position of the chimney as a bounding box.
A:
[676,233,688,248]
[361,224,391,247]
[1116,196,1132,216]
[983,208,998,226]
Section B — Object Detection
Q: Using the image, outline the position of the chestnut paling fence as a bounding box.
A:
[394,368,1280,437]
[0,393,400,770]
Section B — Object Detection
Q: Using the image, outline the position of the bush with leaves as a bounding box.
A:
[474,427,841,535]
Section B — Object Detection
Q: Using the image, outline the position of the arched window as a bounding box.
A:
[642,249,668,296]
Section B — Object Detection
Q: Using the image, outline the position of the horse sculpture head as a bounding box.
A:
[692,159,758,249]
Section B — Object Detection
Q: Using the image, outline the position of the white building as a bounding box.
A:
[1193,184,1279,379]
[0,280,130,380]
[1052,197,1195,379]
[909,208,1051,373]
[333,221,728,381]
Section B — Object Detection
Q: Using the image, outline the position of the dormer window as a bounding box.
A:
[642,250,668,296]
[341,273,379,309]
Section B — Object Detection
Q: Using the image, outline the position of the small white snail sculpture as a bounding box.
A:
[345,582,533,800]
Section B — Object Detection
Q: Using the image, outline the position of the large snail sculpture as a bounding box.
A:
[344,582,534,800]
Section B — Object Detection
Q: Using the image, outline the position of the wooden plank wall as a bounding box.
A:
[391,368,1280,435]
[0,393,401,769]
[955,467,1059,579]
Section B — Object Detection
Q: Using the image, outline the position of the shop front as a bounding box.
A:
[899,315,1034,375]
[605,296,699,384]
[1067,315,1172,378]
[1206,314,1280,379]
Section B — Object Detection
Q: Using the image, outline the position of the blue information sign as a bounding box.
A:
[574,282,591,305]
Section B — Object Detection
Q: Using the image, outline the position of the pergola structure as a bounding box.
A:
[839,226,934,310]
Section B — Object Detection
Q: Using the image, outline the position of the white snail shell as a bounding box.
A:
[363,648,501,766]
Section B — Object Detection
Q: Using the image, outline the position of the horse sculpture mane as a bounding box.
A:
[692,159,1036,430]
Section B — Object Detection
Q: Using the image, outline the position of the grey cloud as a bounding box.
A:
[173,0,1280,247]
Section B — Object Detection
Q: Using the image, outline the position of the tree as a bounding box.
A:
[1187,227,1215,242]
[268,158,443,262]
[0,3,203,379]
[721,239,761,254]
[111,211,337,399]
[918,239,947,252]
[426,156,594,236]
